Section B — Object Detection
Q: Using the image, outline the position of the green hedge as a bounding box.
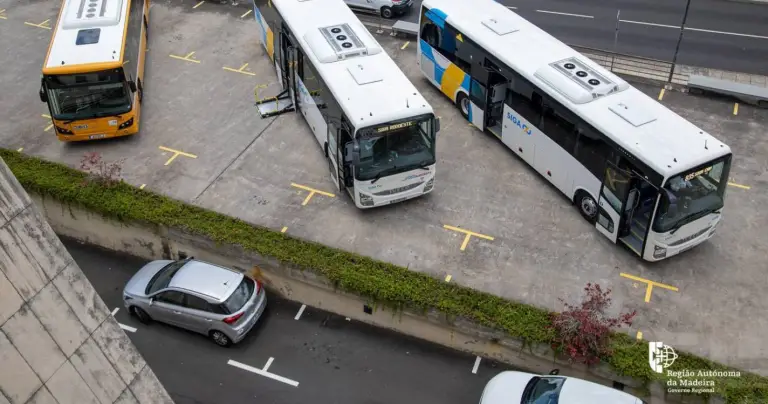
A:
[2,148,766,403]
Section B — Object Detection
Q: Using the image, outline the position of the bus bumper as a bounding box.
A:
[355,177,434,209]
[56,126,138,142]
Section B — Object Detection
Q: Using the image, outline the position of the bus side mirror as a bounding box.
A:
[435,117,441,133]
[344,141,359,164]
[39,81,48,103]
[129,81,137,93]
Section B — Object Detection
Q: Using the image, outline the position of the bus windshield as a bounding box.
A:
[355,116,436,182]
[44,69,132,121]
[653,155,731,233]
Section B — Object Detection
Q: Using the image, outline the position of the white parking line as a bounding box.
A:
[507,6,517,9]
[263,357,274,372]
[111,308,137,333]
[472,356,481,374]
[619,19,679,29]
[294,304,307,320]
[228,359,299,387]
[536,9,593,19]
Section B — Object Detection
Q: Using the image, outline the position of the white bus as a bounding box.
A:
[417,0,732,261]
[250,0,439,208]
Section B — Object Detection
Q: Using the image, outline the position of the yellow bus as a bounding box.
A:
[39,0,149,142]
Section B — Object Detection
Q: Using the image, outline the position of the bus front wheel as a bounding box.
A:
[575,191,598,224]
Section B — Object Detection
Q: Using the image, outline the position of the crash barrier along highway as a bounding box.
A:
[687,75,768,108]
[3,151,766,404]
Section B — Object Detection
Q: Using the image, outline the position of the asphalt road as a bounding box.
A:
[380,0,768,75]
[64,237,517,404]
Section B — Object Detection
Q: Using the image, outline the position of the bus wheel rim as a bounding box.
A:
[581,196,597,217]
[461,97,469,115]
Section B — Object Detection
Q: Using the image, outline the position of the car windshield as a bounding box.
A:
[354,117,436,181]
[223,277,255,314]
[522,377,565,404]
[653,155,731,233]
[44,70,132,121]
[145,260,189,295]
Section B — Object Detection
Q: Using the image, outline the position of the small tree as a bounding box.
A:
[551,283,636,365]
[79,152,124,187]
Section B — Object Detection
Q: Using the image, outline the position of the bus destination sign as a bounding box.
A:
[684,166,712,181]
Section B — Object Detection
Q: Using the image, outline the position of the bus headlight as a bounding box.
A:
[118,117,134,129]
[358,192,374,207]
[423,178,434,193]
[653,245,667,259]
[55,126,73,135]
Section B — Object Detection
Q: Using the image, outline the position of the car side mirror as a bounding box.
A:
[129,81,137,93]
[344,141,359,164]
[435,117,441,134]
[549,369,560,375]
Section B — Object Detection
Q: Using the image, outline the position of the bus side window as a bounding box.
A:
[541,98,578,155]
[575,126,613,180]
[505,73,542,127]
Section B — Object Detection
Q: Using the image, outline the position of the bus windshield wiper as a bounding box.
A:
[371,166,397,184]
[669,209,713,235]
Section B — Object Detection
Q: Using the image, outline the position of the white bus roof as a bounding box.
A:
[44,0,128,72]
[422,0,731,178]
[272,0,433,129]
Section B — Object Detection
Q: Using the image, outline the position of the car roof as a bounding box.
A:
[167,260,244,302]
[559,376,640,404]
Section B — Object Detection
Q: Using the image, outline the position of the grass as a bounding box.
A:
[2,148,766,403]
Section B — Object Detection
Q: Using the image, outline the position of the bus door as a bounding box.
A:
[255,28,297,118]
[595,160,632,244]
[484,70,508,139]
[467,63,489,130]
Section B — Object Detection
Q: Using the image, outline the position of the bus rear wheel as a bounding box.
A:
[575,191,598,223]
[456,92,470,120]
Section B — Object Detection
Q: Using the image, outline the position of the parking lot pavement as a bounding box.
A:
[64,237,516,404]
[1,0,767,374]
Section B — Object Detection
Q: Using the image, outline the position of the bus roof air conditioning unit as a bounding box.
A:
[63,0,123,29]
[319,23,368,61]
[552,57,618,94]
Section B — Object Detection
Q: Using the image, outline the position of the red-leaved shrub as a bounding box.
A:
[551,283,636,365]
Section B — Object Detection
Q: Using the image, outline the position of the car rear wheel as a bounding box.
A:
[131,307,152,324]
[210,330,232,347]
[380,6,393,18]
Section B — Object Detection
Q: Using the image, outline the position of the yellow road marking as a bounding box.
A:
[620,273,678,303]
[657,88,665,101]
[636,331,643,340]
[139,184,146,190]
[727,182,750,190]
[17,148,23,152]
[291,183,335,206]
[401,41,410,50]
[169,51,200,63]
[443,225,495,251]
[24,19,51,29]
[0,9,7,19]
[158,146,198,166]
[281,227,288,233]
[41,114,53,131]
[445,274,452,282]
[733,103,739,116]
[193,1,205,8]
[241,9,252,18]
[223,63,256,76]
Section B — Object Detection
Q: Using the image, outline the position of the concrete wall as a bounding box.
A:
[0,158,174,404]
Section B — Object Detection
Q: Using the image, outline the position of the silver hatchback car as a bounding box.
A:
[122,257,267,347]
